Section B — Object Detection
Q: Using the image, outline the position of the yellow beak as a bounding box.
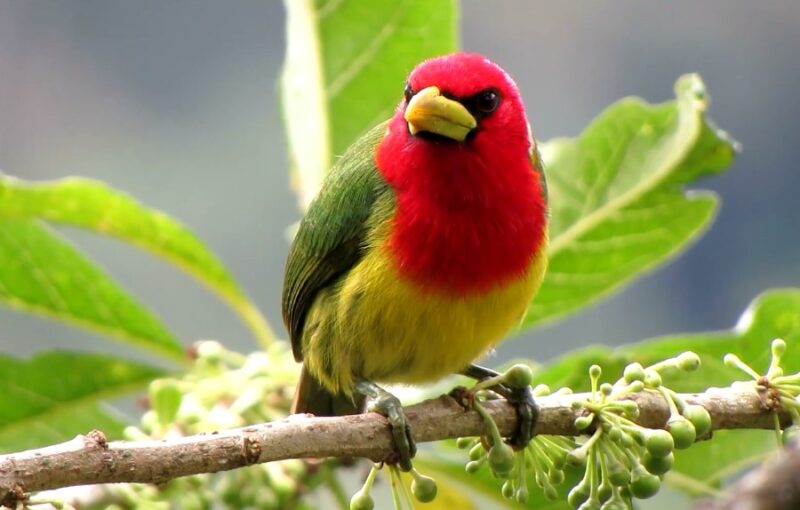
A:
[404,86,477,142]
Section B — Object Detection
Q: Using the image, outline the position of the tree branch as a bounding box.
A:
[700,436,800,510]
[0,388,790,506]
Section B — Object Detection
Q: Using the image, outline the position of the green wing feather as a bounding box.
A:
[282,122,392,361]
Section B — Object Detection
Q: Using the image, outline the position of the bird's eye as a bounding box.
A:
[475,88,501,114]
[404,83,414,102]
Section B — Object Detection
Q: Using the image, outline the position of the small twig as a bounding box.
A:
[0,388,790,506]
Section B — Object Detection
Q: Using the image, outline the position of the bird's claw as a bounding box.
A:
[369,392,416,471]
[461,364,539,450]
[356,379,416,471]
[507,384,537,449]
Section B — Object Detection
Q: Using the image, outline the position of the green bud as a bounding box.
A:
[623,362,646,383]
[600,383,613,396]
[723,353,739,368]
[543,484,559,501]
[643,451,674,475]
[469,442,485,461]
[627,380,645,393]
[456,437,474,449]
[676,352,701,371]
[590,364,602,380]
[488,443,516,478]
[533,383,551,396]
[548,468,565,485]
[195,340,224,364]
[606,458,630,486]
[349,489,374,510]
[597,481,613,503]
[667,417,697,449]
[629,429,645,448]
[501,480,515,499]
[411,471,437,503]
[551,451,567,470]
[772,338,787,358]
[465,460,482,474]
[515,485,529,503]
[504,364,533,389]
[615,432,633,449]
[682,405,712,437]
[644,370,662,388]
[567,482,590,508]
[606,425,623,443]
[644,429,674,457]
[630,471,661,499]
[575,414,595,431]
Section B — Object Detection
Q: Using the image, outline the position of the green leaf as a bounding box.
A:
[522,74,737,330]
[0,351,164,452]
[532,288,800,494]
[0,219,184,360]
[0,175,275,348]
[281,0,457,207]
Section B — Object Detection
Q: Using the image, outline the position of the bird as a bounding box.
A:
[282,52,548,470]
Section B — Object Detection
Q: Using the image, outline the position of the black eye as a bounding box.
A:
[475,88,501,114]
[404,83,414,102]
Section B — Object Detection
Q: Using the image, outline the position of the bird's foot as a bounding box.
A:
[505,384,537,449]
[462,364,538,450]
[355,379,416,471]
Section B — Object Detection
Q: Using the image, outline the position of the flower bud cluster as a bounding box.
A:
[457,366,576,503]
[350,463,437,510]
[725,339,800,445]
[119,341,309,509]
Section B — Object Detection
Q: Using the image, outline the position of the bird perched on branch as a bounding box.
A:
[283,52,548,470]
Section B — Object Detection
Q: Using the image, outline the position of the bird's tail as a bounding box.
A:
[292,366,365,416]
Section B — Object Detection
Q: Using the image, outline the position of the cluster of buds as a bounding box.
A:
[725,339,800,445]
[455,365,576,503]
[566,351,707,509]
[349,463,437,510]
[120,340,309,510]
[455,353,712,510]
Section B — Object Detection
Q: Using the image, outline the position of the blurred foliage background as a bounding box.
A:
[1,2,798,375]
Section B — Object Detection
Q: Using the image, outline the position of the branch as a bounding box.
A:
[700,436,800,510]
[0,388,790,505]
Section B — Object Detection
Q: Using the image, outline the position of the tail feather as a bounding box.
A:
[292,366,365,416]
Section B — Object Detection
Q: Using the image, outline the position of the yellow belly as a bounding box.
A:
[302,234,548,396]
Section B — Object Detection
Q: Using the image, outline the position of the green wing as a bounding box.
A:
[282,123,392,361]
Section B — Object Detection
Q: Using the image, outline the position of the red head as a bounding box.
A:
[376,52,547,295]
[404,52,531,152]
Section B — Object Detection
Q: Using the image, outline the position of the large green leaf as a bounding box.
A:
[0,351,164,452]
[0,219,183,360]
[0,175,274,347]
[532,288,800,495]
[281,0,457,208]
[522,75,736,330]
